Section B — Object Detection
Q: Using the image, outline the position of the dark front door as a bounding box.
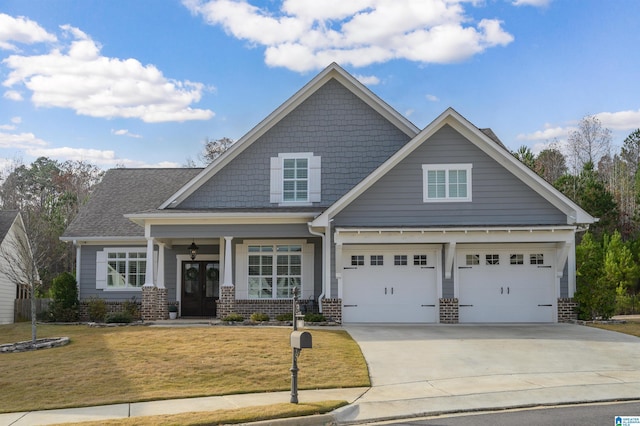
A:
[181,261,219,317]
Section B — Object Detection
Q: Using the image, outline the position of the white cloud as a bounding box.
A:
[512,0,551,7]
[0,124,16,131]
[11,116,22,124]
[426,94,439,102]
[0,131,48,149]
[595,110,640,131]
[354,74,380,85]
[516,124,572,141]
[0,13,57,51]
[183,0,514,72]
[112,129,143,139]
[2,24,214,123]
[3,90,23,101]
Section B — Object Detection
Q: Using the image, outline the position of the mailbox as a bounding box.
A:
[290,331,312,349]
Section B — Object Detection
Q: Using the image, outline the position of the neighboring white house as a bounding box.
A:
[0,211,34,324]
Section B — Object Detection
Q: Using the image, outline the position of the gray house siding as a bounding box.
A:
[334,125,568,227]
[179,79,412,209]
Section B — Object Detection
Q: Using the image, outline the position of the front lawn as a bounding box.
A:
[0,323,369,413]
[588,318,640,338]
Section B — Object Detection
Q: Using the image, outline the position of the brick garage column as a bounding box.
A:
[557,298,577,322]
[439,298,459,324]
[141,286,158,321]
[321,299,342,324]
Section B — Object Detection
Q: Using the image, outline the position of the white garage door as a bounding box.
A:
[457,247,556,323]
[342,246,439,323]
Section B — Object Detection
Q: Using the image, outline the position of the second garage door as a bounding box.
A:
[457,246,556,323]
[342,246,439,323]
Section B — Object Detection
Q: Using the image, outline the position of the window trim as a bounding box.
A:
[270,152,321,206]
[102,247,147,291]
[422,164,472,202]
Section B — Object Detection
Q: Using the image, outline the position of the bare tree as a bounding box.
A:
[200,137,235,164]
[535,143,567,184]
[567,115,612,172]
[0,214,41,344]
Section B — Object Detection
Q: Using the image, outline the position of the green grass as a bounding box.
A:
[0,323,369,413]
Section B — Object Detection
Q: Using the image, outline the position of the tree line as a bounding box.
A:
[1,128,638,318]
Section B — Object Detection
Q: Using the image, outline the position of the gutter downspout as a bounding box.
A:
[307,223,326,313]
[74,240,81,299]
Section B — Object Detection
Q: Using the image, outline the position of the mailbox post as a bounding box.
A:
[290,287,312,403]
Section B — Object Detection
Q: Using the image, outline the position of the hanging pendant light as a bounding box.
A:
[188,240,199,260]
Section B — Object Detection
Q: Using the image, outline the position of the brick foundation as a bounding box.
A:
[439,298,459,324]
[78,300,142,322]
[321,298,342,324]
[558,297,578,322]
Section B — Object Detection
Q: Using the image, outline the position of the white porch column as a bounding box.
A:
[156,242,165,289]
[143,238,155,287]
[222,236,234,287]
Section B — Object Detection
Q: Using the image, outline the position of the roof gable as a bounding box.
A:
[0,211,20,244]
[312,108,596,227]
[160,63,419,209]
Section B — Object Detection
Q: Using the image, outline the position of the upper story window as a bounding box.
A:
[422,164,472,202]
[270,153,321,205]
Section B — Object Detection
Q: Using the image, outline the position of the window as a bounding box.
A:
[486,254,500,265]
[283,158,308,202]
[394,255,408,266]
[530,253,544,265]
[466,254,480,266]
[413,255,428,266]
[510,254,524,265]
[371,255,384,266]
[248,244,301,299]
[422,164,472,202]
[107,250,146,288]
[351,255,365,266]
[270,153,321,205]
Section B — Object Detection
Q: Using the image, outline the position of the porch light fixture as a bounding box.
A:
[188,241,199,260]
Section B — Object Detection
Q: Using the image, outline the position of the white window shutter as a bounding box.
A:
[302,243,314,300]
[270,157,282,203]
[235,243,248,299]
[309,155,321,202]
[96,250,107,289]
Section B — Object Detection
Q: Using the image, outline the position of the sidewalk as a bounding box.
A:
[0,388,368,426]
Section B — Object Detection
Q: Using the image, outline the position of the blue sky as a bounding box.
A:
[1,0,639,170]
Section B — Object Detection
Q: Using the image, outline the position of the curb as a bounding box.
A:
[241,413,336,426]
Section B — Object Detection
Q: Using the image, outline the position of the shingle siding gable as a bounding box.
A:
[334,125,568,227]
[179,79,412,209]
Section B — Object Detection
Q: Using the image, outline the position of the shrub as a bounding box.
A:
[304,313,326,322]
[168,305,178,313]
[48,272,79,322]
[276,312,293,321]
[87,298,107,322]
[250,312,269,322]
[122,297,140,319]
[106,312,133,323]
[222,313,244,322]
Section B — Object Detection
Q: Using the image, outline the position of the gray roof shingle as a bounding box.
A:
[62,168,202,239]
[0,211,19,243]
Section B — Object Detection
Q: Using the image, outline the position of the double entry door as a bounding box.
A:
[181,261,219,317]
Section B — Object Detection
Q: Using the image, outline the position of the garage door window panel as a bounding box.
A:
[351,255,364,266]
[371,255,384,266]
[530,254,544,265]
[510,254,524,265]
[466,254,480,266]
[486,254,500,265]
[414,255,428,266]
[394,255,408,266]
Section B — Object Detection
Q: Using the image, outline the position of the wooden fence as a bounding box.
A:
[14,298,52,322]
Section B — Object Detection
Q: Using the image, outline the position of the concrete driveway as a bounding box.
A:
[335,324,640,423]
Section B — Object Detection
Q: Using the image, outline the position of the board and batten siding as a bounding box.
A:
[334,125,568,227]
[178,79,412,210]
